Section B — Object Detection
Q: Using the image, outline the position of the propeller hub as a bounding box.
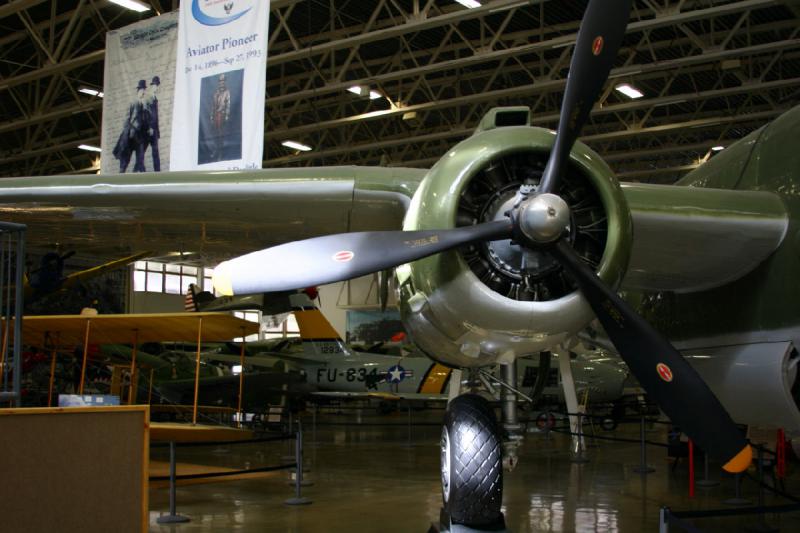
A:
[518,193,571,244]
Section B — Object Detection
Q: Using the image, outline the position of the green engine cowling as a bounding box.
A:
[396,125,633,368]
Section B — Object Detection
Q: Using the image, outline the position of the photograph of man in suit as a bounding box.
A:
[113,79,147,173]
[145,75,161,171]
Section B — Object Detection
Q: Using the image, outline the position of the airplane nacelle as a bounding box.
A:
[396,124,632,368]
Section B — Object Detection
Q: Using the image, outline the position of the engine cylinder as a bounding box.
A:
[397,126,632,368]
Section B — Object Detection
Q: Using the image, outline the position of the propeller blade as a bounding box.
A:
[550,240,752,472]
[538,0,632,194]
[213,220,512,296]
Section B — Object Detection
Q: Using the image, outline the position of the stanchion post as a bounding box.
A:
[128,329,138,405]
[757,445,766,507]
[778,429,785,478]
[633,415,655,474]
[696,448,719,488]
[723,471,751,506]
[156,441,190,524]
[285,421,312,505]
[147,367,154,404]
[78,319,91,395]
[237,329,246,428]
[47,342,57,407]
[587,413,598,448]
[745,445,779,532]
[312,403,317,445]
[659,507,670,533]
[192,317,203,425]
[407,404,412,446]
[688,439,695,498]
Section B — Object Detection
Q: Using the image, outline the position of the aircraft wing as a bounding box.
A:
[0,166,787,295]
[0,167,425,260]
[621,184,788,293]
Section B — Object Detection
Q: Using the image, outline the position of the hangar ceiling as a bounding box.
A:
[1,0,799,182]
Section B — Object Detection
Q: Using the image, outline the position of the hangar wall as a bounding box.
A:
[128,291,185,314]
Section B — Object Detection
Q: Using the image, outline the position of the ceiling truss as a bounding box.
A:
[0,0,799,183]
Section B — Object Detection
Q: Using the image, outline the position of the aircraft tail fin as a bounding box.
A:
[184,283,215,312]
[290,292,351,359]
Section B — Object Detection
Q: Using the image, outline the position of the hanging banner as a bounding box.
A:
[100,12,179,174]
[170,0,270,171]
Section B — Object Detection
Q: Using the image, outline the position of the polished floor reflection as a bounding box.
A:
[149,408,800,532]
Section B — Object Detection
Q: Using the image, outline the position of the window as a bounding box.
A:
[203,267,214,293]
[234,310,261,342]
[133,261,198,294]
[263,314,300,339]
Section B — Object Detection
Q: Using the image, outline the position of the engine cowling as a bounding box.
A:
[396,125,632,368]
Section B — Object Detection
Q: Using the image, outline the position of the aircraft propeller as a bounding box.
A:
[214,0,752,472]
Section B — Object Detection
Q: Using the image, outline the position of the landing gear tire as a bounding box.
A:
[441,394,503,528]
[601,417,617,431]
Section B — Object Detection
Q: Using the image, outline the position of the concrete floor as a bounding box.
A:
[149,408,800,532]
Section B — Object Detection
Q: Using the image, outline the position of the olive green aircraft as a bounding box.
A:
[1,0,798,528]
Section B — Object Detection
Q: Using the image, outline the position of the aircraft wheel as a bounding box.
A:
[441,394,503,527]
[535,411,556,431]
[601,417,617,431]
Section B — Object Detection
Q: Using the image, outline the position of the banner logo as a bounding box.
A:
[656,363,673,383]
[592,36,604,56]
[192,0,252,26]
[332,251,354,263]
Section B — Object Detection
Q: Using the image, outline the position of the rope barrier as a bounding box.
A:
[547,425,671,448]
[309,421,441,427]
[744,471,800,504]
[151,433,295,448]
[150,462,296,481]
[543,409,672,426]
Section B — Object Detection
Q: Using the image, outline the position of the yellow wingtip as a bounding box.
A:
[211,263,233,296]
[722,444,752,473]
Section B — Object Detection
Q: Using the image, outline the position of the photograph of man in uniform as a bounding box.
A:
[113,79,148,172]
[144,75,161,171]
[198,69,243,165]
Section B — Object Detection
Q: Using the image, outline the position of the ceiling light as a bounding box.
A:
[108,0,150,12]
[615,83,644,99]
[79,87,104,98]
[455,0,481,7]
[368,90,382,100]
[711,145,725,151]
[347,86,364,96]
[78,144,102,152]
[281,140,312,152]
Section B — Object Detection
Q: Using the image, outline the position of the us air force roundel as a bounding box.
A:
[387,365,406,383]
